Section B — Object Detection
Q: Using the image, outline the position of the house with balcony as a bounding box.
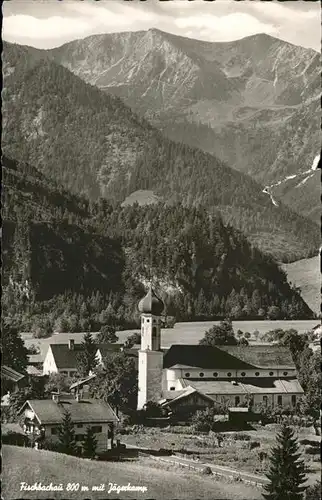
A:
[18,391,119,453]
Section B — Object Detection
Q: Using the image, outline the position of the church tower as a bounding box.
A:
[137,285,164,410]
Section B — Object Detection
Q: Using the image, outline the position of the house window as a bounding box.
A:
[255,372,260,376]
[269,371,274,376]
[51,427,57,435]
[227,372,232,377]
[75,434,85,441]
[283,371,288,376]
[185,373,190,378]
[170,387,175,391]
[199,372,204,377]
[213,372,218,377]
[92,426,102,433]
[240,372,246,377]
[291,395,296,407]
[61,371,68,375]
[277,395,283,406]
[77,423,83,428]
[235,396,240,406]
[263,396,268,405]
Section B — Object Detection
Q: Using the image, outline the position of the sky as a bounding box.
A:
[2,0,321,51]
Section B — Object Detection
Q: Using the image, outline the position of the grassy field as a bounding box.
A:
[2,445,261,500]
[282,256,320,316]
[119,425,320,485]
[22,320,317,356]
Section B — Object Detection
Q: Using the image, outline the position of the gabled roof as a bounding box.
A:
[1,365,25,382]
[95,343,124,355]
[160,386,214,406]
[219,345,295,369]
[163,345,253,370]
[18,398,118,425]
[163,344,295,370]
[49,344,83,369]
[26,366,44,377]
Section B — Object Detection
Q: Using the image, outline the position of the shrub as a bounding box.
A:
[201,466,213,475]
[232,433,251,441]
[41,438,61,452]
[2,431,28,447]
[249,441,260,450]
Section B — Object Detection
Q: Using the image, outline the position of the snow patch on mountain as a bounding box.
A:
[263,153,320,206]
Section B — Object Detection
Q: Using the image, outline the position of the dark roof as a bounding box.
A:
[96,343,123,355]
[219,345,295,368]
[50,344,83,369]
[19,398,118,425]
[1,365,25,382]
[138,286,164,315]
[163,345,253,370]
[163,345,295,370]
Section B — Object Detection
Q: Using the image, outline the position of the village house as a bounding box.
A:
[42,339,82,376]
[136,286,305,414]
[18,391,119,453]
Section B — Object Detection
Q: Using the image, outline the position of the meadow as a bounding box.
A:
[2,445,261,500]
[282,256,320,316]
[22,320,318,356]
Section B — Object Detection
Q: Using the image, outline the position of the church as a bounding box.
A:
[137,286,304,414]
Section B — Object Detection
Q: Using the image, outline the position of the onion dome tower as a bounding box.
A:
[137,285,164,410]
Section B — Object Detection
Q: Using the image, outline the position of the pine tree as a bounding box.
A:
[58,410,76,455]
[77,331,98,376]
[263,424,307,500]
[82,426,97,458]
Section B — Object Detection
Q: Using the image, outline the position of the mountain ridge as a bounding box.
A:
[2,42,319,262]
[45,28,320,219]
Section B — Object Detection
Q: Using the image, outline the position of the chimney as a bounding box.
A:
[69,339,75,350]
[52,391,60,403]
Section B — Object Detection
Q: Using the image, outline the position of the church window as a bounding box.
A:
[269,371,274,376]
[146,319,150,323]
[185,373,190,378]
[152,327,157,336]
[283,371,288,376]
[213,372,218,377]
[255,372,260,376]
[241,372,246,377]
[199,372,204,377]
[170,387,175,391]
[227,372,232,377]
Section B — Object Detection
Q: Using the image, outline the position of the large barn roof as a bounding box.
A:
[163,344,295,370]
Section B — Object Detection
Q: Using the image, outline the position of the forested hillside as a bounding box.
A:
[2,157,314,336]
[2,43,319,262]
